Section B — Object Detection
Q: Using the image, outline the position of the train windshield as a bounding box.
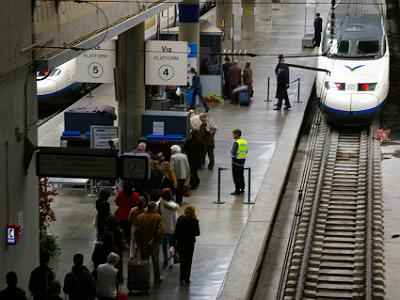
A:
[325,39,351,58]
[357,40,380,57]
[324,38,383,58]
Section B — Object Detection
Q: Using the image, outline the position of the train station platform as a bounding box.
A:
[38,0,322,298]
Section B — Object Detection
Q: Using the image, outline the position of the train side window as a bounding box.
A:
[357,40,380,55]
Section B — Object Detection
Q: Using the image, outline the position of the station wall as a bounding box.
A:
[0,0,39,291]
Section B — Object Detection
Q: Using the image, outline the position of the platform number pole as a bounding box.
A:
[243,167,255,205]
[213,167,227,204]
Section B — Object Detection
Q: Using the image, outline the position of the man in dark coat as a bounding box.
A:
[274,55,291,110]
[227,60,242,104]
[313,13,323,47]
[0,272,27,300]
[63,254,96,300]
[198,113,216,170]
[29,251,55,300]
[222,56,232,99]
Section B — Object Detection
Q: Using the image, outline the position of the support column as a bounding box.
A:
[241,0,256,40]
[179,0,200,71]
[117,22,145,151]
[216,1,233,50]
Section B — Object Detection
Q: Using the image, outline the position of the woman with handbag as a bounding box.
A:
[173,205,200,285]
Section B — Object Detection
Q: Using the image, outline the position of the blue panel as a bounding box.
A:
[188,43,197,58]
[179,4,200,23]
[146,134,184,140]
[62,131,81,136]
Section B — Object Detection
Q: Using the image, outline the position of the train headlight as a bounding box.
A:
[325,81,346,90]
[357,83,377,91]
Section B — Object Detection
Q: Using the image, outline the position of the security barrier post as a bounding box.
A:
[213,167,227,204]
[243,167,255,204]
[266,77,272,102]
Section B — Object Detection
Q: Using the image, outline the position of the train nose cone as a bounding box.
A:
[37,79,57,96]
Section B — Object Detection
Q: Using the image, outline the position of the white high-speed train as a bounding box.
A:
[37,1,216,109]
[316,2,389,125]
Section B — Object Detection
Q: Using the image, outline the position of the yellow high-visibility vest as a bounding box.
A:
[234,138,248,159]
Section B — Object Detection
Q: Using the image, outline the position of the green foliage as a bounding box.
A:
[40,234,61,258]
[38,178,58,239]
[204,93,224,104]
[38,178,60,258]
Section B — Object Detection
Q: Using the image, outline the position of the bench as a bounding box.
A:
[48,178,90,193]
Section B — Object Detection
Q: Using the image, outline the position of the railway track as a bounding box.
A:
[281,119,385,299]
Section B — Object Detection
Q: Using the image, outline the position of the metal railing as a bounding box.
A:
[214,167,254,205]
[265,76,302,104]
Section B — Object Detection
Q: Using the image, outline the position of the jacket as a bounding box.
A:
[170,153,190,180]
[242,67,253,85]
[134,211,165,259]
[96,263,118,298]
[174,215,200,247]
[0,287,26,300]
[29,264,55,300]
[276,66,290,99]
[91,242,119,270]
[114,190,139,221]
[63,265,96,300]
[199,123,216,146]
[314,16,323,33]
[227,65,242,86]
[157,199,179,234]
[183,138,206,168]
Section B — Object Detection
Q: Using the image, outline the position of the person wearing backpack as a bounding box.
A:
[63,254,96,300]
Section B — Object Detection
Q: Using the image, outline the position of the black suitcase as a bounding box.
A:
[127,256,151,292]
[238,91,250,106]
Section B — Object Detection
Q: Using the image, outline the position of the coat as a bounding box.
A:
[242,67,253,85]
[134,211,165,259]
[0,287,26,300]
[29,264,55,300]
[275,65,290,99]
[227,65,242,86]
[199,123,216,146]
[63,265,96,300]
[114,191,139,221]
[183,138,206,169]
[170,153,190,180]
[314,17,323,33]
[174,216,200,250]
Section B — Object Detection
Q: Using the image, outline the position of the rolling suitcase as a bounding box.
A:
[238,91,250,106]
[127,255,151,292]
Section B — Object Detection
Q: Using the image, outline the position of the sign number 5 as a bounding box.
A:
[88,62,104,78]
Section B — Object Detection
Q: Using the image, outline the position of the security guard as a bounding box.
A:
[230,129,248,195]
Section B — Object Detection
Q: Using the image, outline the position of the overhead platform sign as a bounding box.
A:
[76,40,116,83]
[145,40,188,85]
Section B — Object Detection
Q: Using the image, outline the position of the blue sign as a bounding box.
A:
[6,226,16,245]
[188,43,197,58]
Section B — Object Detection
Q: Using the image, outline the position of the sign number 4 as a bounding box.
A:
[158,65,174,81]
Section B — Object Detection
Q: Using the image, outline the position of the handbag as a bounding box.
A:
[183,185,192,197]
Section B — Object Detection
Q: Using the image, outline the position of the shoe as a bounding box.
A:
[208,166,214,170]
[190,185,198,190]
[230,191,241,195]
[168,265,173,270]
[273,107,281,111]
[283,106,291,110]
[239,190,245,194]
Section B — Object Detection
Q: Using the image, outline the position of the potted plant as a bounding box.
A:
[38,178,60,258]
